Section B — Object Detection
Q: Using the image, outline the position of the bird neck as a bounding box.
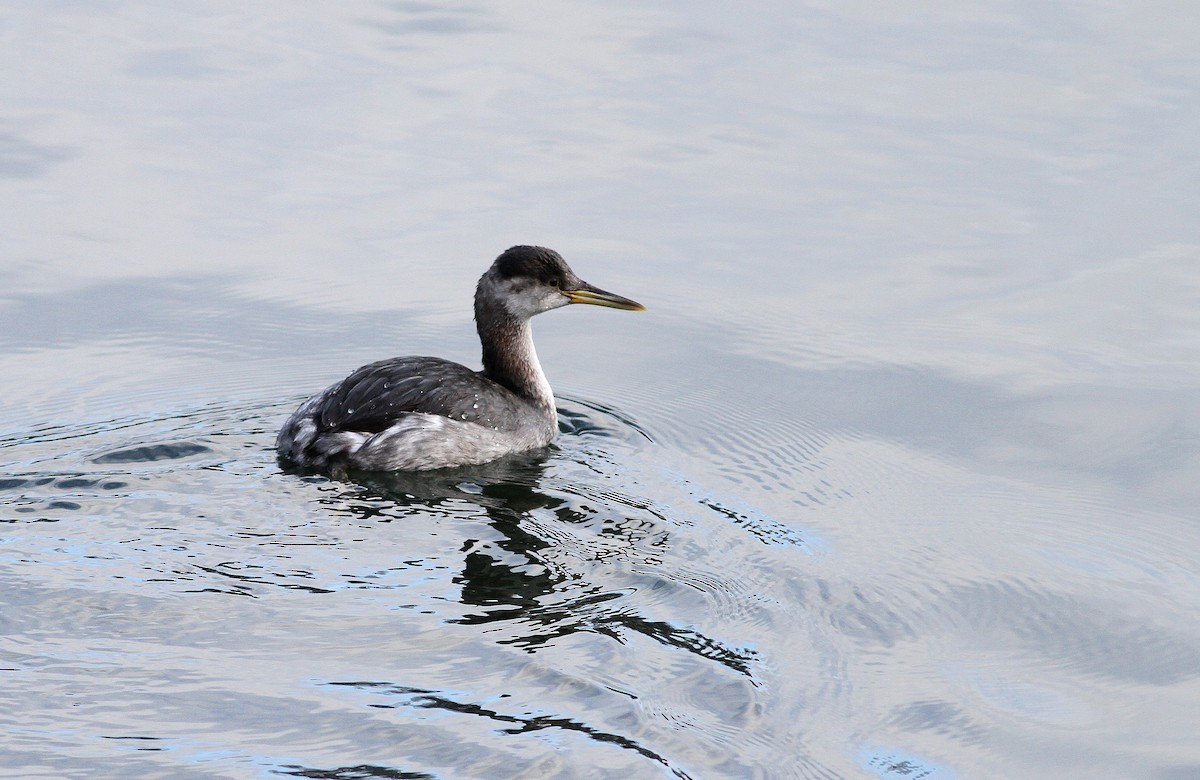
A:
[476,308,555,413]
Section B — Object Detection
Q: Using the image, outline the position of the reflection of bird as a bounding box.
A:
[277,246,644,472]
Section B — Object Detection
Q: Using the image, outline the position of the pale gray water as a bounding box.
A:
[3,3,1200,779]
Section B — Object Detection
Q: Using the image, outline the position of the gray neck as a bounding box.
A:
[476,304,555,414]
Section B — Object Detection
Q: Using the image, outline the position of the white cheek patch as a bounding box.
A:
[499,279,566,318]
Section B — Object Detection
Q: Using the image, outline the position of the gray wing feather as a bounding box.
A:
[315,357,530,434]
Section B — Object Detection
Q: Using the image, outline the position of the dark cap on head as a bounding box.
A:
[491,245,577,286]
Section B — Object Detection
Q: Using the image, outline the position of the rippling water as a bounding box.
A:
[3,3,1200,779]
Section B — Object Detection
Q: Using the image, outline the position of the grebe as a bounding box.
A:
[277,245,645,472]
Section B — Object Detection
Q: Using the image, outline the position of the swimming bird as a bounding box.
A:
[277,245,645,473]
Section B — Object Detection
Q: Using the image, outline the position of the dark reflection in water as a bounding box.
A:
[558,397,655,443]
[93,441,212,464]
[295,409,760,681]
[324,681,690,779]
[278,763,436,780]
[365,1,501,39]
[0,130,73,179]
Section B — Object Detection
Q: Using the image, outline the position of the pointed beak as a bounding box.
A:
[562,281,646,311]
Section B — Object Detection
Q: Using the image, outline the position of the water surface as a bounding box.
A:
[3,3,1200,778]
